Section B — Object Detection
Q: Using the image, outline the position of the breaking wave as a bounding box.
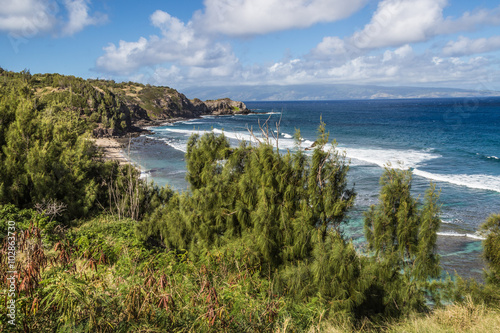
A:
[155,127,500,193]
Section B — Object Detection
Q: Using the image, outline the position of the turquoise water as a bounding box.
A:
[127,98,500,280]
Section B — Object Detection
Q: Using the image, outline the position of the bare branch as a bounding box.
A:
[34,199,67,222]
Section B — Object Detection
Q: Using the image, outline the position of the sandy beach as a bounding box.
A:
[93,137,132,165]
[91,116,189,165]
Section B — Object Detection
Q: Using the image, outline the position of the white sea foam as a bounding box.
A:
[157,128,500,193]
[139,171,150,179]
[242,111,281,117]
[212,128,255,142]
[437,232,486,240]
[439,214,463,225]
[166,169,187,175]
[476,153,499,160]
[336,147,500,192]
[139,133,189,153]
[160,130,436,171]
[176,119,204,125]
[168,142,187,153]
[340,147,441,169]
[413,170,500,193]
[158,128,202,135]
[163,129,438,171]
[302,140,315,147]
[158,137,188,153]
[160,128,259,151]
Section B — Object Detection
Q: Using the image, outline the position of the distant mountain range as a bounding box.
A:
[183,84,500,101]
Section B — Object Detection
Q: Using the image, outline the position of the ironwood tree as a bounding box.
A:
[481,213,500,285]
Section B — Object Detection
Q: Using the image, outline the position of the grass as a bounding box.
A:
[274,298,500,333]
[385,301,500,333]
[3,221,500,332]
[4,211,500,332]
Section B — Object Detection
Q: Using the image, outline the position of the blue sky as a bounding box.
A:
[1,0,500,91]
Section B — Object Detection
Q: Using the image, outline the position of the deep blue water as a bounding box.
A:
[127,98,500,280]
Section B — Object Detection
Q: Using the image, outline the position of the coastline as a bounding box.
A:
[133,116,192,129]
[93,137,132,165]
[92,110,255,173]
[92,117,193,166]
[93,102,496,282]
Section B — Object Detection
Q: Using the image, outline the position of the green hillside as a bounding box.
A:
[0,69,499,332]
[1,68,250,137]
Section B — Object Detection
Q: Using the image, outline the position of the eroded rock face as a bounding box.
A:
[135,91,249,121]
[203,98,250,115]
[90,84,251,137]
[191,98,209,114]
[93,126,122,138]
[152,92,195,117]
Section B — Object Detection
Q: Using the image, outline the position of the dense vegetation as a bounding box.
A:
[0,69,499,332]
[1,68,248,139]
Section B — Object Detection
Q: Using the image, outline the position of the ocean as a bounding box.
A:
[126,98,500,280]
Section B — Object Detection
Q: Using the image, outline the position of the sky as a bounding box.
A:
[1,0,500,92]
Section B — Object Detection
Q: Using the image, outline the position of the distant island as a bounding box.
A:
[183,83,500,101]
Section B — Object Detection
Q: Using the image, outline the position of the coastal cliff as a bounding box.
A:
[128,88,250,123]
[0,70,250,138]
[93,84,251,137]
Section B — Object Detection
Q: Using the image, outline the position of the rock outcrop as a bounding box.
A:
[129,88,251,125]
[93,87,251,137]
[93,126,122,138]
[16,72,251,138]
[203,98,250,115]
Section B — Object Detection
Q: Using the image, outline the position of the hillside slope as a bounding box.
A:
[0,69,250,138]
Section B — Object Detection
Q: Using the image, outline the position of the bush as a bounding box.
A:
[480,213,500,285]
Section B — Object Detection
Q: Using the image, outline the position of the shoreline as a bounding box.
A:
[93,111,256,168]
[90,106,493,282]
[92,117,193,166]
[93,137,133,165]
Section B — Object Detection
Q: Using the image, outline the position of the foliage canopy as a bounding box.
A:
[0,69,498,332]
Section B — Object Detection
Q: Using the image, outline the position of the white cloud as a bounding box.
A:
[150,10,194,44]
[95,10,239,76]
[438,6,500,34]
[122,37,498,89]
[93,3,500,90]
[119,42,500,91]
[443,35,500,56]
[382,44,412,62]
[193,0,367,36]
[309,37,348,60]
[394,44,412,58]
[0,0,106,37]
[95,37,150,74]
[306,1,500,65]
[61,0,107,36]
[351,0,447,49]
[350,0,500,49]
[151,66,183,84]
[229,45,496,89]
[0,0,56,35]
[142,62,243,88]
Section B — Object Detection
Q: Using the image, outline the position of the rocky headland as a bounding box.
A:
[93,85,251,138]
